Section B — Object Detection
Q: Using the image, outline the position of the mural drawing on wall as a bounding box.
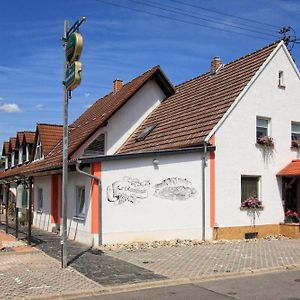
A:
[153,177,198,201]
[107,176,150,205]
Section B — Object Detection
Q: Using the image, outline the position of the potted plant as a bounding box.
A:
[291,140,300,149]
[256,136,274,147]
[285,209,300,223]
[241,196,263,209]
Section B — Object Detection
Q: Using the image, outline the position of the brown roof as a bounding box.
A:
[16,132,24,147]
[2,142,9,156]
[118,42,279,153]
[36,124,63,156]
[9,137,17,151]
[0,66,174,179]
[45,65,173,160]
[23,131,35,144]
[277,160,300,176]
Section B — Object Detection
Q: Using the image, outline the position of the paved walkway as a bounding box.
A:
[2,218,300,299]
[107,238,300,280]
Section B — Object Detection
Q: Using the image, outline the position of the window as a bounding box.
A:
[291,122,300,142]
[18,147,23,165]
[75,186,86,218]
[26,145,30,162]
[37,188,43,212]
[278,70,285,87]
[11,152,15,167]
[34,136,43,160]
[241,176,260,202]
[5,156,8,169]
[256,117,269,139]
[135,124,157,142]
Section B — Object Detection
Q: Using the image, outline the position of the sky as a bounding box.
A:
[0,0,300,147]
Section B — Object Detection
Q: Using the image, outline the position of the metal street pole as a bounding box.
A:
[62,19,69,269]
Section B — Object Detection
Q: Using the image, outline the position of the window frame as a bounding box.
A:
[34,136,44,161]
[18,147,23,165]
[241,175,261,204]
[256,117,270,140]
[291,122,300,144]
[278,70,285,88]
[37,188,43,213]
[75,185,86,219]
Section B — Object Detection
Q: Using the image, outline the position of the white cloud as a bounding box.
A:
[84,92,90,98]
[0,103,22,113]
[35,104,44,110]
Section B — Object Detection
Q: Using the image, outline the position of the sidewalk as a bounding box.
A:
[2,219,300,299]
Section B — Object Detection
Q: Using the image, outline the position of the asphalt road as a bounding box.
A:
[74,269,300,300]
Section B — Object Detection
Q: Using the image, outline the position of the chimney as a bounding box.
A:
[113,79,123,93]
[210,56,222,74]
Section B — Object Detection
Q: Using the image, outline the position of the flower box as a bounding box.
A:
[256,136,274,147]
[241,197,263,209]
[291,140,300,149]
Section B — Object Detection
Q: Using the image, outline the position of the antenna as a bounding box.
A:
[279,26,299,51]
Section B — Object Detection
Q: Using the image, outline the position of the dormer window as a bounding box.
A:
[26,145,30,162]
[11,152,15,167]
[5,156,8,169]
[34,136,43,160]
[18,147,23,165]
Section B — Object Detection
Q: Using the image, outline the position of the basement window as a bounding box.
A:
[135,124,157,142]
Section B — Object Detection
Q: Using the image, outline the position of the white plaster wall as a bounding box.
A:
[65,168,94,245]
[101,152,210,244]
[215,44,300,228]
[106,80,166,155]
[33,175,52,232]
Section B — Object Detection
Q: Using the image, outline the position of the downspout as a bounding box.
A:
[75,160,102,246]
[202,142,208,241]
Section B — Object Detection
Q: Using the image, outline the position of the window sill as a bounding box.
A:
[73,215,85,222]
[255,143,274,148]
[240,207,264,211]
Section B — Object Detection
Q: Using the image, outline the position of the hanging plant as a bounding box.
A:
[256,136,274,147]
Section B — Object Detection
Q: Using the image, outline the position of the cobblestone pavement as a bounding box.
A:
[0,222,165,287]
[107,239,300,279]
[0,252,102,300]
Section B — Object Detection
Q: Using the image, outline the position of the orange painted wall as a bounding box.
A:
[210,135,216,228]
[91,163,101,234]
[51,175,59,224]
[59,175,62,225]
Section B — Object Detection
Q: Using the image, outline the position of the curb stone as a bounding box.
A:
[23,263,300,299]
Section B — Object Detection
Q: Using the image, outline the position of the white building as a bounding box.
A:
[1,41,300,245]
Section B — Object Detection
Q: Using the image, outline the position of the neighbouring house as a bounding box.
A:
[1,40,300,245]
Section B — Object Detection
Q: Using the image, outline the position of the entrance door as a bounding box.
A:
[283,177,299,214]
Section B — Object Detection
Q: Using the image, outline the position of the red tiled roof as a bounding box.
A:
[16,132,24,147]
[2,142,9,156]
[277,160,300,176]
[36,124,63,156]
[118,42,280,153]
[23,131,35,144]
[9,137,17,151]
[0,66,173,179]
